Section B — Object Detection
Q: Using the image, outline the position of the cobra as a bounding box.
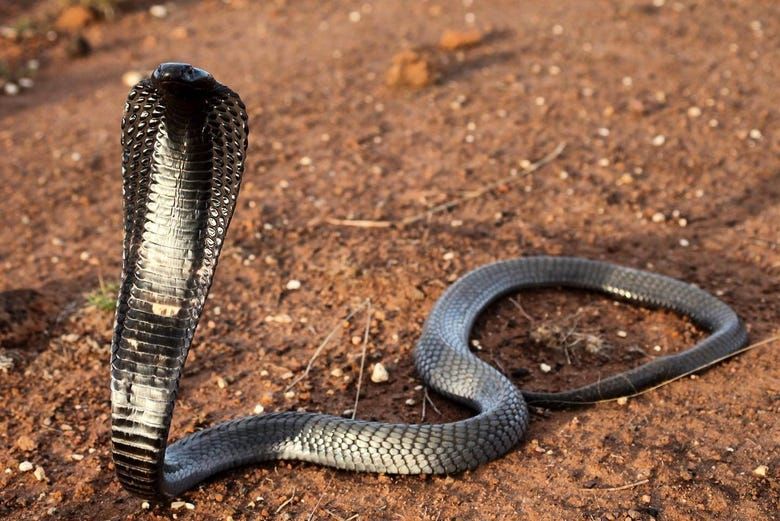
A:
[110,63,748,500]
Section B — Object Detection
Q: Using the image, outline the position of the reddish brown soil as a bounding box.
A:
[1,1,778,520]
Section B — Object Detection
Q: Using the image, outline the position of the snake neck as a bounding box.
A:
[111,91,217,499]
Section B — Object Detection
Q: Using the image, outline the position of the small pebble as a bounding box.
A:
[71,454,84,461]
[253,404,265,414]
[285,279,301,291]
[170,501,187,510]
[651,212,665,223]
[141,501,150,509]
[652,134,666,146]
[679,238,690,247]
[122,71,144,88]
[299,156,312,166]
[330,368,344,378]
[19,461,34,472]
[4,82,20,96]
[404,398,416,406]
[687,106,702,118]
[284,390,295,399]
[443,251,455,261]
[348,11,361,22]
[539,363,552,373]
[749,129,762,140]
[370,362,389,383]
[216,376,227,389]
[149,5,168,18]
[641,494,651,504]
[33,466,46,481]
[616,330,628,338]
[653,345,662,352]
[616,397,628,405]
[753,465,768,477]
[17,77,33,89]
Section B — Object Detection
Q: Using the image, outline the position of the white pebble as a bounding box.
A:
[253,404,265,414]
[616,396,628,405]
[141,501,150,509]
[17,77,33,89]
[651,212,665,223]
[749,129,762,140]
[679,238,690,247]
[652,134,666,146]
[71,454,84,461]
[539,363,552,373]
[4,82,19,96]
[122,71,144,88]
[597,127,610,137]
[404,398,416,406]
[534,96,545,106]
[285,279,302,291]
[370,362,389,383]
[170,501,187,510]
[687,106,702,118]
[617,330,628,338]
[18,461,33,472]
[299,156,312,166]
[443,251,455,261]
[149,5,168,18]
[284,390,295,399]
[348,11,361,22]
[552,24,564,35]
[33,466,46,481]
[653,345,662,352]
[753,465,768,477]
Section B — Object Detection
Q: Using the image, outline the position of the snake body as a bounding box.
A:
[110,64,748,500]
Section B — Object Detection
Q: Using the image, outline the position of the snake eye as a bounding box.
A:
[152,62,216,91]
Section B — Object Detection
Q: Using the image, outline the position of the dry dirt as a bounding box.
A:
[1,1,779,520]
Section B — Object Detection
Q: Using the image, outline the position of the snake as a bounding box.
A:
[110,63,749,500]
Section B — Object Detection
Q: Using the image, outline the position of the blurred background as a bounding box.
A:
[0,1,778,520]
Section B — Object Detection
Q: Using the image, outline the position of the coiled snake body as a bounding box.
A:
[110,64,748,500]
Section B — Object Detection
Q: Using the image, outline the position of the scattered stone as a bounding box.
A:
[33,466,47,481]
[404,398,416,406]
[253,404,265,414]
[652,134,666,146]
[749,129,762,140]
[370,362,389,383]
[687,106,702,118]
[17,78,33,89]
[651,212,665,223]
[55,5,96,32]
[284,390,295,399]
[149,5,169,18]
[141,501,150,509]
[216,376,227,389]
[265,314,293,324]
[66,34,92,58]
[16,435,36,451]
[617,396,628,405]
[386,50,435,88]
[616,330,628,338]
[439,28,483,50]
[679,238,690,247]
[170,501,187,510]
[539,363,552,373]
[71,454,84,461]
[19,461,34,472]
[285,279,301,291]
[641,494,652,503]
[122,71,144,88]
[753,465,768,477]
[4,83,20,96]
[330,368,344,378]
[299,156,312,166]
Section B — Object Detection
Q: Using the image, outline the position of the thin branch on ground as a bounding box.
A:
[275,488,296,514]
[351,300,373,420]
[508,297,535,323]
[307,478,333,521]
[325,142,566,229]
[583,478,649,492]
[286,299,371,392]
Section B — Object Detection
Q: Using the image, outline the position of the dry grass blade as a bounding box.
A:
[325,142,566,228]
[583,478,650,492]
[352,300,373,420]
[286,299,371,391]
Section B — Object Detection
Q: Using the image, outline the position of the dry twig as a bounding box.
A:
[326,142,566,228]
[584,478,649,492]
[352,300,373,419]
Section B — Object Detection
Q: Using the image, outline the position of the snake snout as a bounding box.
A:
[152,62,216,92]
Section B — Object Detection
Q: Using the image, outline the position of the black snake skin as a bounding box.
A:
[110,63,748,500]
